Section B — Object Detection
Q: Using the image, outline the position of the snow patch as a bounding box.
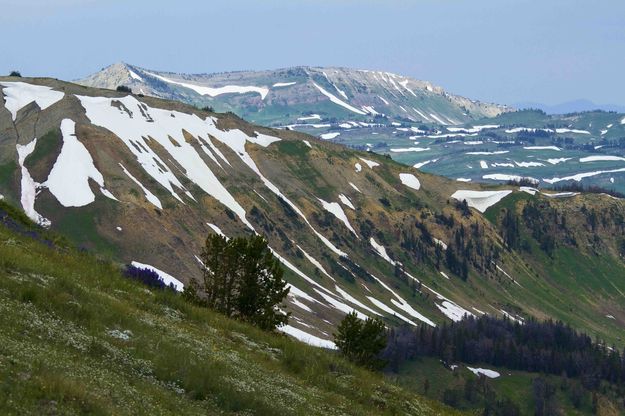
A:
[437,301,474,322]
[580,155,625,163]
[45,119,117,207]
[359,157,380,169]
[414,159,438,169]
[273,81,296,87]
[349,182,362,193]
[0,81,64,121]
[145,71,268,99]
[467,367,500,379]
[320,132,340,140]
[338,194,355,210]
[313,83,366,115]
[524,146,561,151]
[390,147,430,153]
[451,190,512,213]
[318,198,357,234]
[119,164,163,209]
[16,139,51,227]
[278,325,336,349]
[370,237,396,266]
[399,173,421,190]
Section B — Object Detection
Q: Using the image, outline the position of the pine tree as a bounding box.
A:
[334,312,387,369]
[196,234,290,330]
[237,235,290,330]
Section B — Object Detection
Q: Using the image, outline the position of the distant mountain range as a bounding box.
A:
[513,99,625,114]
[78,63,511,127]
[77,63,625,196]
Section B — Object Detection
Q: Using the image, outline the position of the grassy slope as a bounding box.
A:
[0,207,461,416]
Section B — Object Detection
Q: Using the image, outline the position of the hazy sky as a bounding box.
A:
[2,0,624,106]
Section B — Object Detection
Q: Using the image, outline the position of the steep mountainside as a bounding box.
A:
[78,63,510,127]
[1,77,624,350]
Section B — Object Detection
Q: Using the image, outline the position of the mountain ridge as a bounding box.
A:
[78,62,512,126]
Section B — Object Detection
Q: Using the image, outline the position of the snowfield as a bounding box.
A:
[451,190,512,213]
[1,81,64,121]
[399,173,421,190]
[145,71,269,99]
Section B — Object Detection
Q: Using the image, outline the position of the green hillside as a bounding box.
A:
[0,201,459,416]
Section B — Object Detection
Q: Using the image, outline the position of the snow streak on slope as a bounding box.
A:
[278,325,336,349]
[580,155,625,163]
[318,198,357,234]
[312,83,366,115]
[297,245,334,281]
[272,82,296,87]
[131,261,184,291]
[349,182,362,193]
[543,168,625,184]
[145,71,269,99]
[0,82,64,120]
[436,301,473,322]
[119,164,162,209]
[369,274,436,327]
[207,223,228,239]
[370,237,396,265]
[467,367,500,378]
[45,119,117,207]
[16,139,51,227]
[338,194,355,210]
[334,286,382,316]
[366,297,417,326]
